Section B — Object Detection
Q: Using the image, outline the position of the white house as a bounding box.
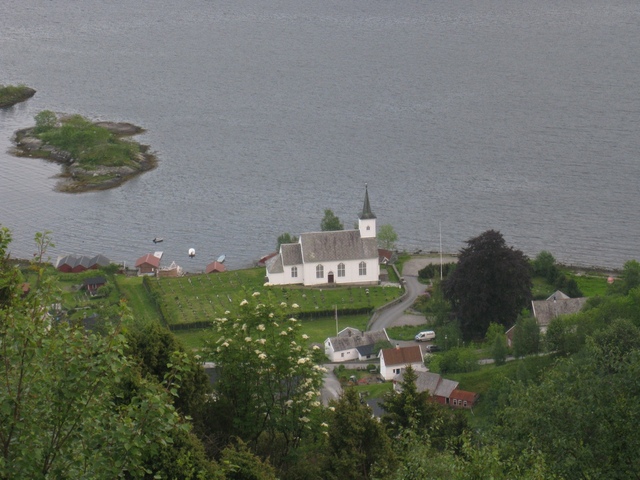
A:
[379,345,427,381]
[324,328,390,362]
[266,186,380,286]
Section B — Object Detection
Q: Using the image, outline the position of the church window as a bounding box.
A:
[359,262,367,276]
[291,266,298,278]
[337,263,345,277]
[316,264,324,279]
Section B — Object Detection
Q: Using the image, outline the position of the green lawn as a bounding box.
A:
[570,272,610,297]
[172,313,372,351]
[386,324,429,341]
[115,276,162,324]
[147,268,403,327]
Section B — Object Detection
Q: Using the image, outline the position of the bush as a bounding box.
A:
[418,262,456,280]
[436,347,479,374]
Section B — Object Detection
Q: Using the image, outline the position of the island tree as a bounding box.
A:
[442,230,532,340]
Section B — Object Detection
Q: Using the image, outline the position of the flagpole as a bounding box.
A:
[439,221,443,280]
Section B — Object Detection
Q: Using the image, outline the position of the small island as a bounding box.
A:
[0,84,36,108]
[12,111,157,193]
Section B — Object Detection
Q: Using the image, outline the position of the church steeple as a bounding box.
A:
[360,184,376,220]
[358,184,377,238]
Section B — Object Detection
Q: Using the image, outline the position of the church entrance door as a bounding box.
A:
[328,272,334,283]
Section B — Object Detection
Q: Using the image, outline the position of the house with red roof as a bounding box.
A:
[135,253,162,276]
[379,344,426,381]
[205,261,226,274]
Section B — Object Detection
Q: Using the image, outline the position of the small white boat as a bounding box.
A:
[216,254,226,263]
[153,237,164,244]
[188,248,196,258]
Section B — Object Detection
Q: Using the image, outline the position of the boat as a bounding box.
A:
[188,248,196,258]
[153,237,164,244]
[216,254,226,263]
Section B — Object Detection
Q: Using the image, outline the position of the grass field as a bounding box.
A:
[147,268,403,326]
[172,313,372,350]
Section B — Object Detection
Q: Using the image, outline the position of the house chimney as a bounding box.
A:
[395,344,400,349]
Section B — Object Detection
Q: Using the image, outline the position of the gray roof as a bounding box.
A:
[281,243,303,266]
[532,296,588,327]
[56,254,110,269]
[265,254,284,273]
[328,329,389,353]
[356,344,377,357]
[396,371,459,399]
[300,230,378,263]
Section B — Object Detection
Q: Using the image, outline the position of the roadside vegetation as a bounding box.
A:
[0,83,35,107]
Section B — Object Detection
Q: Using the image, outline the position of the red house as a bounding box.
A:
[135,253,161,276]
[56,254,110,273]
[205,261,226,274]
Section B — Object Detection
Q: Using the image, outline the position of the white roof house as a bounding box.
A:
[324,328,390,362]
[266,186,380,287]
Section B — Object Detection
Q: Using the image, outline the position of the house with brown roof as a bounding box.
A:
[324,328,390,362]
[135,252,162,276]
[205,261,226,274]
[266,186,380,287]
[394,370,479,408]
[379,345,426,381]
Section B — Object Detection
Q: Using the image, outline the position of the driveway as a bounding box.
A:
[369,255,457,331]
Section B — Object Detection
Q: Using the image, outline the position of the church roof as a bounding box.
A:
[359,184,376,220]
[281,243,303,265]
[300,230,378,263]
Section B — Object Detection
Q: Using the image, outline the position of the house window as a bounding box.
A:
[366,226,370,230]
[359,261,367,276]
[453,399,458,406]
[337,263,345,277]
[316,264,324,279]
[393,368,401,374]
[463,401,468,407]
[341,352,345,358]
[291,266,298,278]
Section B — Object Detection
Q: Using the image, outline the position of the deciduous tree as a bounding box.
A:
[321,209,343,231]
[378,224,398,250]
[442,230,532,339]
[276,232,298,251]
[204,295,325,466]
[0,227,196,478]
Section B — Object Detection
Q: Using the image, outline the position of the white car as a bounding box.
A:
[414,330,436,342]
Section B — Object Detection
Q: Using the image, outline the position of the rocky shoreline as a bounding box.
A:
[0,86,36,108]
[11,120,157,193]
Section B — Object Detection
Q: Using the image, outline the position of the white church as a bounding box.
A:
[266,186,380,287]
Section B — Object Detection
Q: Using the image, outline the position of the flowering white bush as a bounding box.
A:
[205,294,324,458]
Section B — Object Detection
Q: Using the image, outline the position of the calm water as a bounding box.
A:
[1,0,639,271]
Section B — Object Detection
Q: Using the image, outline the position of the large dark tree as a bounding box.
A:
[442,230,532,340]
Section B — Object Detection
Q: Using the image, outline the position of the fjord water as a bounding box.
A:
[1,0,639,271]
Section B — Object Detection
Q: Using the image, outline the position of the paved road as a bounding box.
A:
[369,256,457,332]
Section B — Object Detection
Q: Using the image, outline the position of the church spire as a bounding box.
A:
[360,184,376,220]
